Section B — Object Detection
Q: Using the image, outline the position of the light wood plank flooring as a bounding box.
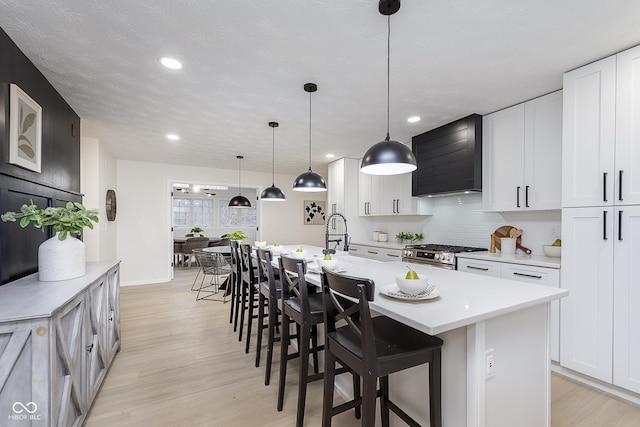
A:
[85,268,640,426]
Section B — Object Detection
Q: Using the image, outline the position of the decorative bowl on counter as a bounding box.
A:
[270,245,283,255]
[543,245,561,258]
[395,273,430,296]
[255,240,267,248]
[289,249,306,259]
[316,258,338,270]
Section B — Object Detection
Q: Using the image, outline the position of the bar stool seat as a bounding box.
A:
[321,268,444,427]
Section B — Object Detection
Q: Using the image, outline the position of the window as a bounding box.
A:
[173,198,214,227]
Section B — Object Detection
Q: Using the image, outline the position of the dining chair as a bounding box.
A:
[176,237,210,268]
[320,268,444,427]
[277,255,359,427]
[191,249,232,302]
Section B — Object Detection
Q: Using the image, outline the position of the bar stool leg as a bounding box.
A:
[264,295,278,385]
[238,282,247,341]
[430,349,442,427]
[277,312,291,411]
[255,292,266,367]
[295,325,312,427]
[361,374,377,427]
[380,376,390,427]
[322,349,337,427]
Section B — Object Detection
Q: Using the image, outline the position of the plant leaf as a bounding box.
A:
[18,142,35,158]
[22,113,36,134]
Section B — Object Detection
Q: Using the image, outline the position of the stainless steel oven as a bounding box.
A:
[402,244,487,270]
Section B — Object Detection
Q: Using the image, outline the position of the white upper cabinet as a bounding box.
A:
[615,46,640,206]
[562,56,617,207]
[483,91,562,211]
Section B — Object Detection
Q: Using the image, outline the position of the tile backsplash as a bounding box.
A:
[366,194,561,256]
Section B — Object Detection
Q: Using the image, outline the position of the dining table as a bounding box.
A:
[268,244,567,427]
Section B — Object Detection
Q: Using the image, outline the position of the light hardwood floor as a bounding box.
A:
[85,268,640,426]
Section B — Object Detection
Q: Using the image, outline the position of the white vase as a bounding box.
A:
[38,232,86,281]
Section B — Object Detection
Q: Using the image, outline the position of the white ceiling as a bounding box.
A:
[1,0,640,176]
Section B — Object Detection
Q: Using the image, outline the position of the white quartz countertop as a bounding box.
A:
[350,241,405,250]
[0,261,120,321]
[276,246,567,336]
[456,251,561,269]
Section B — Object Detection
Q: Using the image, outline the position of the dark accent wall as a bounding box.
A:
[0,27,82,284]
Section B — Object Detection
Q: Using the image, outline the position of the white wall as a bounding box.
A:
[364,193,561,255]
[80,137,117,262]
[116,159,326,285]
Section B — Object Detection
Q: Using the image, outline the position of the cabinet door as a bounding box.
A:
[105,266,121,362]
[613,206,640,393]
[456,259,501,277]
[482,104,526,211]
[562,56,616,208]
[560,207,614,382]
[615,46,640,206]
[358,170,372,216]
[524,91,563,210]
[51,293,88,426]
[501,264,561,362]
[87,277,108,403]
[0,320,50,424]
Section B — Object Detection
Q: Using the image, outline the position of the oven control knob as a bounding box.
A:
[434,254,440,260]
[443,254,450,262]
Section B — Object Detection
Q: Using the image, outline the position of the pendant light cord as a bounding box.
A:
[308,89,313,171]
[272,127,276,185]
[238,157,242,195]
[386,14,391,141]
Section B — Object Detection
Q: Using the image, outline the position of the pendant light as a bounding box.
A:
[228,155,252,208]
[260,122,286,201]
[293,83,327,192]
[360,0,417,176]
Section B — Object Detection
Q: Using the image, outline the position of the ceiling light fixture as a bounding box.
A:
[407,116,421,123]
[260,122,286,201]
[166,133,180,141]
[228,155,252,208]
[293,83,327,192]
[360,0,417,176]
[160,57,182,70]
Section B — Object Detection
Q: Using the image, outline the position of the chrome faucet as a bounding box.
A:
[324,212,350,255]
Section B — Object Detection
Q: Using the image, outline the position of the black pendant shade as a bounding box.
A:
[361,0,417,176]
[293,83,327,192]
[261,122,286,201]
[229,155,252,208]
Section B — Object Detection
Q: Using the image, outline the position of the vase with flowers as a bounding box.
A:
[2,200,99,281]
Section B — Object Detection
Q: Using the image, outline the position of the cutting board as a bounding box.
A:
[490,226,532,254]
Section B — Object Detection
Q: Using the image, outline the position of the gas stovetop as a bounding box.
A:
[402,243,487,268]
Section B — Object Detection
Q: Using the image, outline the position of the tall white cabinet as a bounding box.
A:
[561,44,640,394]
[482,90,563,211]
[0,262,121,426]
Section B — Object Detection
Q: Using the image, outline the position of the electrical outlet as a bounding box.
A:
[486,349,495,379]
[550,225,558,237]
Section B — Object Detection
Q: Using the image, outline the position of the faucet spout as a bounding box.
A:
[324,212,349,254]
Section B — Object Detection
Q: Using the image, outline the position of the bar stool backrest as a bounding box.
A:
[278,255,310,314]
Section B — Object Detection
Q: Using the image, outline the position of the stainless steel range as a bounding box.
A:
[402,244,487,270]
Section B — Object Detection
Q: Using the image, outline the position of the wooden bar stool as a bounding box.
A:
[321,268,444,427]
[228,240,242,328]
[239,244,260,352]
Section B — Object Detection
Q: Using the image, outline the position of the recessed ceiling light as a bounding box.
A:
[407,116,421,123]
[166,134,180,141]
[325,153,335,158]
[160,57,182,70]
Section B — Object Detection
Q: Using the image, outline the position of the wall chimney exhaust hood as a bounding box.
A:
[411,114,482,197]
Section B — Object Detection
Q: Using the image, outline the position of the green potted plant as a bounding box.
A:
[395,232,414,243]
[2,201,99,281]
[227,230,248,241]
[412,233,424,242]
[190,226,204,237]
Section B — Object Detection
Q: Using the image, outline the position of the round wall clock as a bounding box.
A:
[106,189,117,221]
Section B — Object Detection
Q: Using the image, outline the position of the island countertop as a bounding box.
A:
[277,246,567,336]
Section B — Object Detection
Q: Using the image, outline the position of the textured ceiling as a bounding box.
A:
[1,0,640,176]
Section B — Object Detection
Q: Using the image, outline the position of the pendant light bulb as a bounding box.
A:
[229,155,252,208]
[361,0,417,176]
[293,83,327,192]
[261,122,286,201]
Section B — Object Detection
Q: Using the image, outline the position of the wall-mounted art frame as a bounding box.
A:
[9,84,42,173]
[304,200,326,225]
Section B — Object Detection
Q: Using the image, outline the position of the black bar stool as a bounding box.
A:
[321,268,443,427]
[239,244,259,352]
[228,240,242,328]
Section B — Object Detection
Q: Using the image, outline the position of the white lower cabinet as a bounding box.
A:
[457,258,560,361]
[0,262,120,426]
[349,244,402,262]
[561,206,640,393]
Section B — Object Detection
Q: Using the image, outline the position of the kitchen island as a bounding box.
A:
[276,245,568,427]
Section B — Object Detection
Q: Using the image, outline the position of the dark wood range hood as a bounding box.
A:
[411,114,482,197]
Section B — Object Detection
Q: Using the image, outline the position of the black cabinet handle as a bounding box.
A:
[87,343,94,353]
[386,253,399,258]
[619,170,623,202]
[513,272,542,279]
[525,186,530,208]
[366,250,379,255]
[603,172,608,202]
[516,186,521,208]
[466,265,489,271]
[603,210,608,240]
[619,210,623,241]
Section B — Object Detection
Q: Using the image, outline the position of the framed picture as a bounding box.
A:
[304,200,326,225]
[9,84,42,173]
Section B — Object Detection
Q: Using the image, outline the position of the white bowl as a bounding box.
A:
[316,258,338,270]
[289,250,306,259]
[395,273,430,296]
[270,245,283,255]
[255,241,267,248]
[543,245,561,257]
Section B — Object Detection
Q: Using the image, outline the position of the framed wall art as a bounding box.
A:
[9,84,42,173]
[304,200,325,225]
